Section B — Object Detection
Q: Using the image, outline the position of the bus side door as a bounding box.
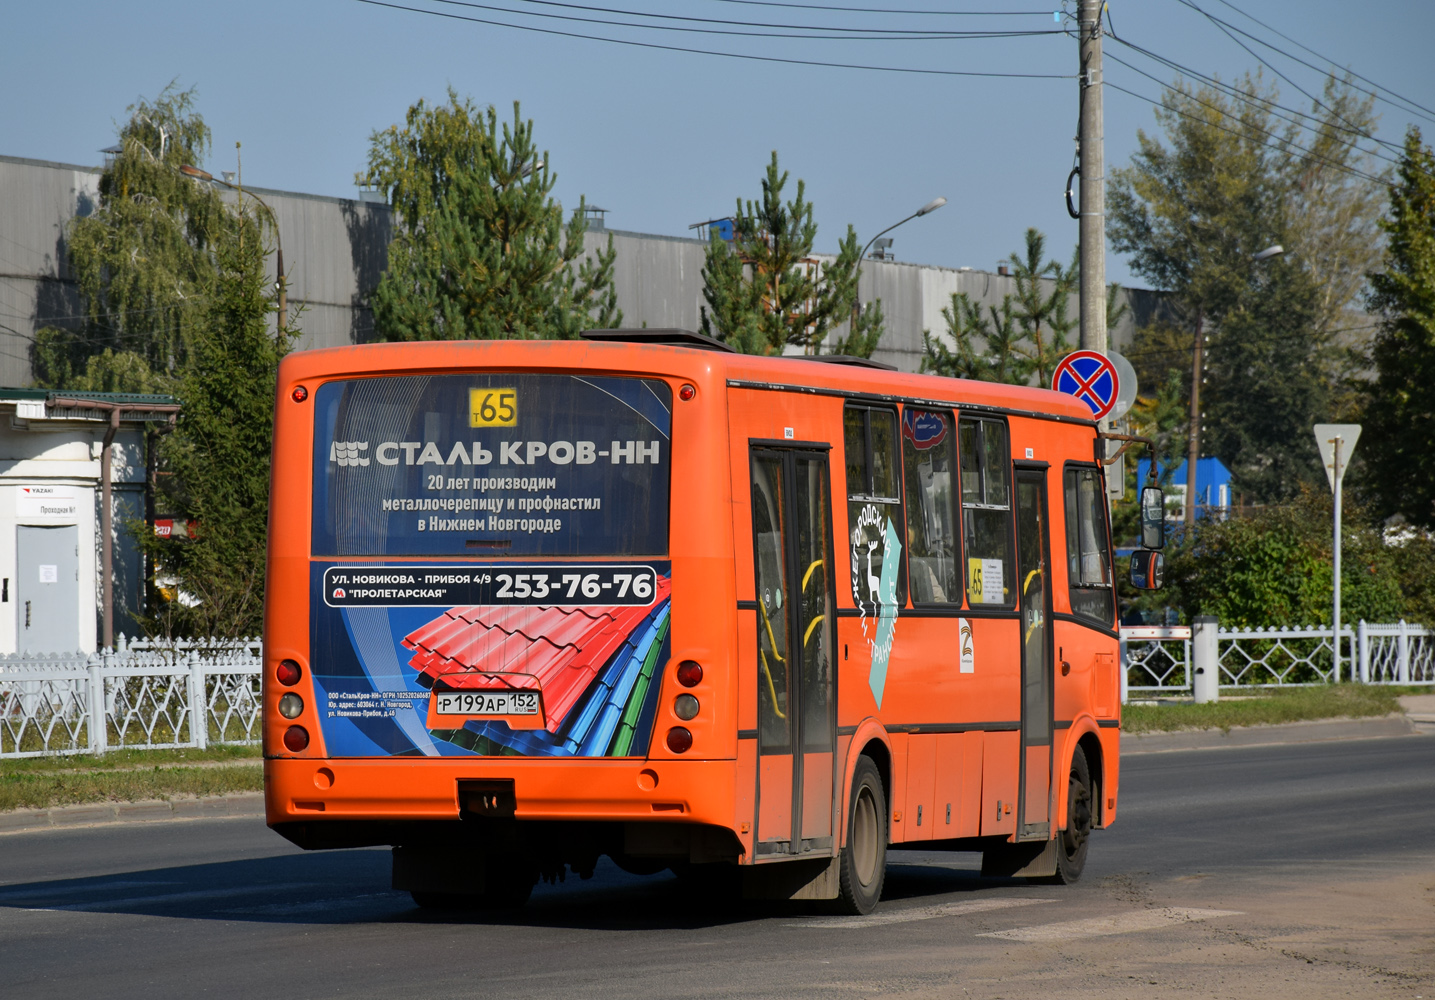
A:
[749,446,838,858]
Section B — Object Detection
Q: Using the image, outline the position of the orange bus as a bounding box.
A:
[263,330,1141,914]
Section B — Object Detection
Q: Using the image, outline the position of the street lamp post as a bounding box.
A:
[180,164,287,336]
[851,196,947,348]
[1183,244,1283,524]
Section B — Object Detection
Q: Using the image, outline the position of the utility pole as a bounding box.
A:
[1077,0,1106,357]
[1184,307,1205,524]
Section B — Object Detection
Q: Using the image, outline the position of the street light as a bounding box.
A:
[1183,244,1284,523]
[851,196,946,351]
[180,164,287,336]
[860,196,947,262]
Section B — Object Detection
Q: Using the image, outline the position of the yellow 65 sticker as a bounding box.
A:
[470,388,517,427]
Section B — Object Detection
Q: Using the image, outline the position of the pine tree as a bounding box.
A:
[1363,127,1435,526]
[360,92,620,341]
[700,151,883,356]
[1007,228,1078,385]
[921,292,1027,384]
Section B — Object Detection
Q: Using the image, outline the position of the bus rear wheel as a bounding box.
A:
[1051,746,1093,885]
[836,756,887,915]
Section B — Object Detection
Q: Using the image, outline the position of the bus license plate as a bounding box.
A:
[434,691,539,716]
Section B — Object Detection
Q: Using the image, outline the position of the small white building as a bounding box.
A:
[0,390,179,653]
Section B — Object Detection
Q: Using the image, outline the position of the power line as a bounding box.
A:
[1170,0,1409,156]
[1202,0,1435,125]
[353,0,1074,78]
[1104,45,1400,171]
[475,0,1054,35]
[1104,79,1387,186]
[707,0,1055,15]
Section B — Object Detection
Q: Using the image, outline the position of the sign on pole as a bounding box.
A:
[1106,351,1139,422]
[1052,350,1120,420]
[1314,424,1361,683]
[1314,424,1361,490]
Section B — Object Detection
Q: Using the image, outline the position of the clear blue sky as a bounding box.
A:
[5,0,1430,288]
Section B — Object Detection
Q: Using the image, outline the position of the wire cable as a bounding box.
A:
[1202,0,1435,124]
[1170,0,1411,153]
[707,0,1055,15]
[354,0,1074,78]
[1104,79,1387,186]
[1105,46,1399,171]
[474,0,1056,35]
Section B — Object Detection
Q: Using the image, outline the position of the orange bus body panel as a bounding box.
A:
[263,339,1120,860]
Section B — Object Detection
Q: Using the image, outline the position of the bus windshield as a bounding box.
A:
[311,373,671,557]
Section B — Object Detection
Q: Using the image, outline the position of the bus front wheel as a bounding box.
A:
[836,756,887,915]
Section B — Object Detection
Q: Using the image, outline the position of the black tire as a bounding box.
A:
[836,756,887,915]
[1051,746,1093,885]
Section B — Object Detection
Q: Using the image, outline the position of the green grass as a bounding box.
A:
[1122,684,1413,735]
[0,745,262,812]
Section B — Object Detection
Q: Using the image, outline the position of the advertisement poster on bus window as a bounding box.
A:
[307,373,672,758]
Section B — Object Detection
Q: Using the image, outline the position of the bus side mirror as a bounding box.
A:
[1130,549,1164,590]
[1140,486,1166,550]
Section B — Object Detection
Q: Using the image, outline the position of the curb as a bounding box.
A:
[0,793,265,836]
[1123,713,1422,754]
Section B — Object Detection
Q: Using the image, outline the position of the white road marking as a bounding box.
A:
[978,906,1243,941]
[787,896,1055,929]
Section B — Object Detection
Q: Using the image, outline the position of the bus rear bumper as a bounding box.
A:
[264,756,736,831]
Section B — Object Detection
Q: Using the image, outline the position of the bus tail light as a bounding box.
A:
[676,660,702,687]
[283,725,309,752]
[276,659,302,685]
[665,727,692,754]
[674,694,699,720]
[291,385,308,403]
[278,693,304,719]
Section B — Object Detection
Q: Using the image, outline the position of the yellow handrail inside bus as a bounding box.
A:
[759,649,787,719]
[801,558,824,592]
[803,613,825,648]
[758,600,786,664]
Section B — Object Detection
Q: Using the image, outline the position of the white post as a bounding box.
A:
[1192,615,1220,703]
[1398,619,1410,684]
[1332,437,1342,684]
[189,650,208,750]
[1358,620,1369,683]
[1119,633,1129,705]
[93,651,112,754]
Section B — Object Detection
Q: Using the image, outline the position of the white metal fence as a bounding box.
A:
[0,635,262,758]
[1122,620,1434,696]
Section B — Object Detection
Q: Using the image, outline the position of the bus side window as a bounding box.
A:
[844,405,906,608]
[1064,465,1116,626]
[901,408,959,604]
[959,417,1014,608]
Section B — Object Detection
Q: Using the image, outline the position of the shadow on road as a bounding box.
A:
[0,847,1034,928]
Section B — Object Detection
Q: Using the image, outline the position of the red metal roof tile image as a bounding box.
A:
[401,577,672,731]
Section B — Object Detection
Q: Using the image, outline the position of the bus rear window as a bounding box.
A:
[311,373,671,557]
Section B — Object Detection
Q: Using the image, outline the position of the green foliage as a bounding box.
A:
[1362,127,1435,527]
[699,151,883,357]
[359,91,620,341]
[1109,73,1383,503]
[922,227,1111,386]
[921,293,1023,382]
[1121,684,1402,735]
[53,83,233,389]
[1126,488,1406,627]
[138,210,289,639]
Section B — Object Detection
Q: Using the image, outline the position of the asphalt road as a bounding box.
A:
[2,734,1432,999]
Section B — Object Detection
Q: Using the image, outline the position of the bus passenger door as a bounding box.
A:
[750,447,837,858]
[1015,467,1053,841]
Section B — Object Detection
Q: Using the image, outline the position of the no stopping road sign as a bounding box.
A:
[1052,350,1120,419]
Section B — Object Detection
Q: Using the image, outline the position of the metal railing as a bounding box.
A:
[1122,620,1433,697]
[0,636,261,758]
